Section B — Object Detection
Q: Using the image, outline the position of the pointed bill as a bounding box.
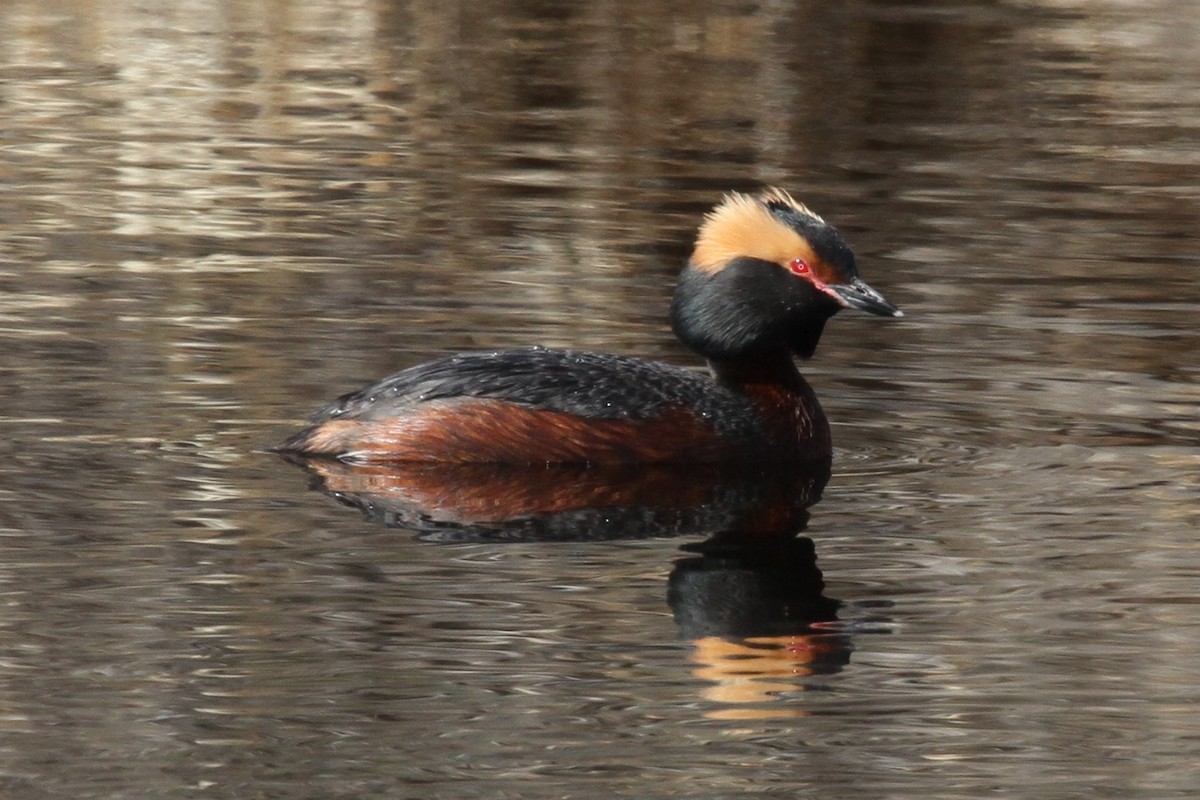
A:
[830,277,903,317]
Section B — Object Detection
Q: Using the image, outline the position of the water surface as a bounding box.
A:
[1,1,1199,798]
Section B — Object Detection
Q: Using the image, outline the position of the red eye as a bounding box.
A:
[789,257,810,275]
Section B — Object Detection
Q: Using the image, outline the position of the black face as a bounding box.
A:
[670,257,842,362]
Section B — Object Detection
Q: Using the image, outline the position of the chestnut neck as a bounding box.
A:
[707,348,831,459]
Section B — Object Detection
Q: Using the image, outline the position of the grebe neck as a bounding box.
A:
[707,349,806,393]
[707,348,830,458]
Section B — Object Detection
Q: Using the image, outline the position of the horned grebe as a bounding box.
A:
[276,189,901,463]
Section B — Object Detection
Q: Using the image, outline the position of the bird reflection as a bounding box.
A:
[280,454,850,717]
[670,532,849,718]
[280,455,829,543]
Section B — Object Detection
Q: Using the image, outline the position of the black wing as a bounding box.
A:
[313,347,746,427]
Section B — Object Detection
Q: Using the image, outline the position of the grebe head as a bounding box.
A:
[670,188,901,361]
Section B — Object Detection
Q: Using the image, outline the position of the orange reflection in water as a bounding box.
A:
[690,633,847,720]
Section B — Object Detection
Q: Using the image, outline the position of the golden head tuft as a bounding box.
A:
[690,188,821,273]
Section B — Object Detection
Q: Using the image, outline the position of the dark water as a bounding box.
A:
[2,0,1199,797]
